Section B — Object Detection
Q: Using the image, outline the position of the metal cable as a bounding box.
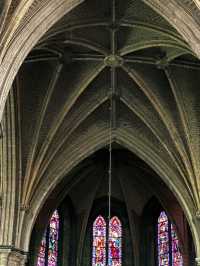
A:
[107,74,113,266]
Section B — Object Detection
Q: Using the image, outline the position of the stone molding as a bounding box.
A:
[0,248,27,266]
[193,0,200,9]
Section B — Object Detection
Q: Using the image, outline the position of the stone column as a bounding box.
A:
[0,249,27,266]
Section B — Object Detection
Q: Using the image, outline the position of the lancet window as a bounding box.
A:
[37,210,60,266]
[92,215,122,266]
[157,211,183,266]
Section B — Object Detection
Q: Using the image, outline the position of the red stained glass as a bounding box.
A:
[108,216,122,266]
[37,210,59,266]
[92,215,106,266]
[158,211,169,266]
[37,234,46,266]
[48,210,59,266]
[171,224,183,266]
[157,211,183,266]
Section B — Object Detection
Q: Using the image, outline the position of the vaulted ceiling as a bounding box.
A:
[1,0,200,250]
[2,0,200,247]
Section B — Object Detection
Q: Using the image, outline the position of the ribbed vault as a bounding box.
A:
[19,0,199,208]
[0,0,200,122]
[1,0,200,259]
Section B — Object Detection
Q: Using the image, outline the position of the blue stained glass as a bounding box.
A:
[157,211,183,266]
[108,216,122,266]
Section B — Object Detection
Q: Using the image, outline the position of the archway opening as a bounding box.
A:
[29,148,195,266]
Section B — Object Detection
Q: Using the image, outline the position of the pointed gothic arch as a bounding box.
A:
[23,137,200,259]
[4,1,200,261]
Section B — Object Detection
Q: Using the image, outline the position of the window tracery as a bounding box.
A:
[92,215,122,266]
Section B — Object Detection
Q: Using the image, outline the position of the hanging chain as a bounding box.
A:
[108,1,116,265]
[108,0,116,231]
[108,73,113,224]
[107,69,113,266]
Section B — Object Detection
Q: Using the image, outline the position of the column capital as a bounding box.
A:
[0,247,28,266]
[196,257,200,265]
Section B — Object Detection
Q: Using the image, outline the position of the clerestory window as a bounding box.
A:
[92,215,122,266]
[157,211,183,266]
[37,210,60,266]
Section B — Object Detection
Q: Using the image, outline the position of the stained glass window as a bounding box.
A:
[171,224,183,266]
[48,210,59,266]
[158,211,169,265]
[92,215,106,266]
[108,216,122,266]
[37,210,60,266]
[92,215,122,266]
[37,233,46,266]
[157,211,183,266]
